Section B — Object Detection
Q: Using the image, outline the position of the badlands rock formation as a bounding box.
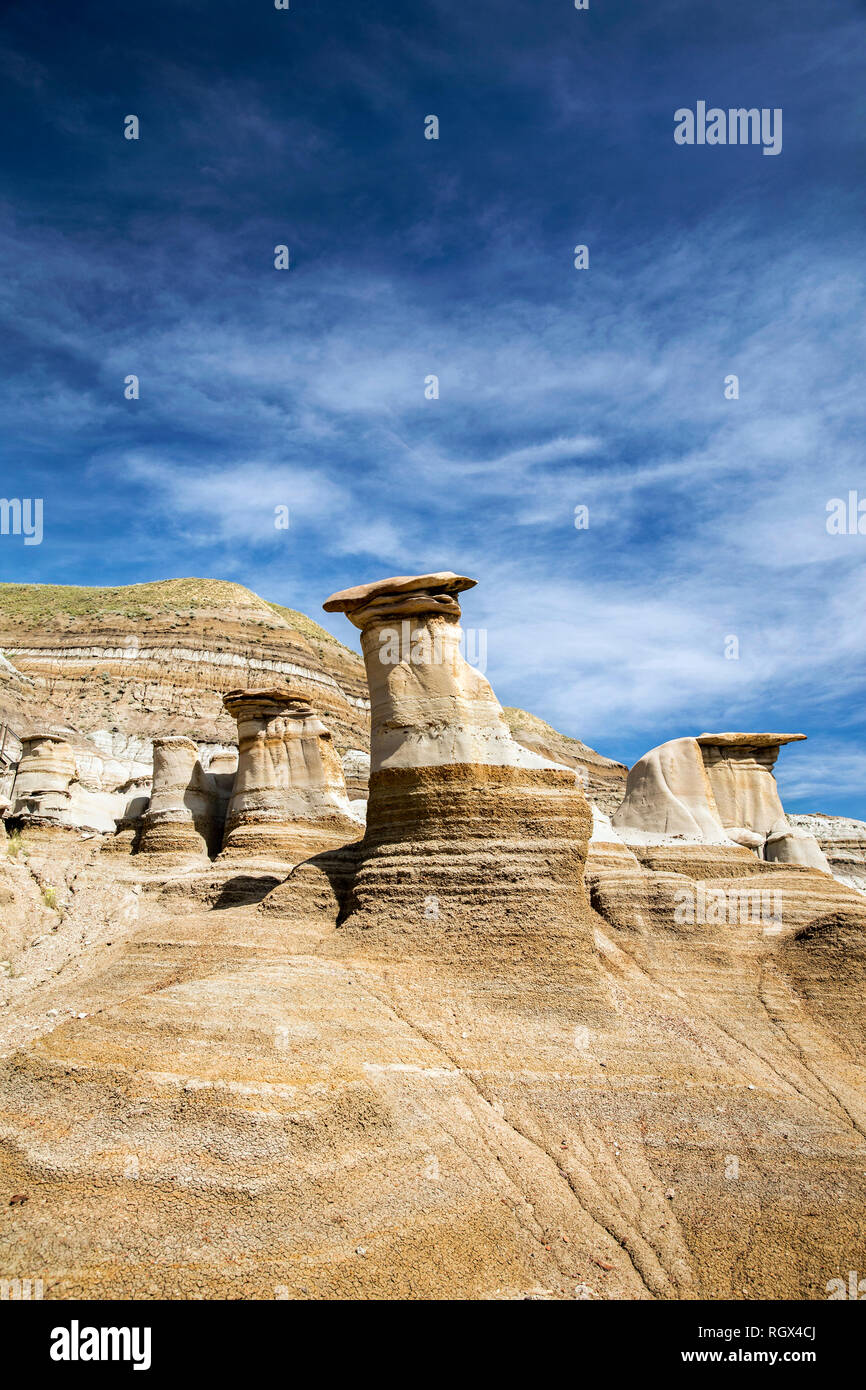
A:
[11,732,78,826]
[503,707,628,816]
[206,747,240,787]
[137,736,221,860]
[590,734,866,1039]
[612,732,830,871]
[0,574,865,1302]
[319,572,600,979]
[0,580,613,818]
[12,729,152,837]
[0,579,372,763]
[341,747,371,806]
[790,813,866,894]
[219,687,361,864]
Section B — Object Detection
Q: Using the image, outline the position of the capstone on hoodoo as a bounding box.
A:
[218,687,361,864]
[136,736,227,860]
[611,732,830,871]
[320,572,600,977]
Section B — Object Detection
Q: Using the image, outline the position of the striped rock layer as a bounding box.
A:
[322,574,601,990]
[219,688,362,865]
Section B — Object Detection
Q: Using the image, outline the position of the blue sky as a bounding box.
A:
[1,0,865,814]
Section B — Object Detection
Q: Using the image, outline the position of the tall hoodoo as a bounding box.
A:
[325,572,552,774]
[137,736,217,859]
[12,732,77,824]
[219,687,361,863]
[322,572,601,973]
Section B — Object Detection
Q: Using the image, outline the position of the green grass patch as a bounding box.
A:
[0,579,360,658]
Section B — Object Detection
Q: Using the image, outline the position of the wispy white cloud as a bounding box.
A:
[0,8,864,815]
[2,200,863,773]
[775,742,866,805]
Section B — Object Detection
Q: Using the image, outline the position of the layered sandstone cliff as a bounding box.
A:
[789,813,866,895]
[0,581,621,822]
[1,747,864,1300]
[503,707,628,815]
[0,579,371,762]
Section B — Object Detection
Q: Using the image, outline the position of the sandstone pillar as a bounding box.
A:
[101,773,152,854]
[322,572,601,975]
[219,688,361,863]
[612,731,831,873]
[207,748,239,790]
[205,748,238,851]
[696,733,833,868]
[12,732,77,824]
[137,737,215,859]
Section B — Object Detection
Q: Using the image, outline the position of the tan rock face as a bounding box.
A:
[137,736,216,860]
[612,732,831,872]
[0,579,371,766]
[99,775,152,854]
[10,725,153,839]
[4,770,864,1302]
[219,688,361,864]
[341,748,370,801]
[12,733,78,823]
[504,708,628,816]
[2,581,866,1302]
[0,578,625,818]
[205,748,238,820]
[612,736,726,841]
[325,572,559,774]
[789,813,866,894]
[207,748,238,779]
[321,574,601,981]
[696,733,801,844]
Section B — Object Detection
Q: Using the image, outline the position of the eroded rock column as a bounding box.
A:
[219,688,361,863]
[12,732,77,826]
[137,737,216,860]
[611,731,831,872]
[697,733,831,869]
[322,572,601,975]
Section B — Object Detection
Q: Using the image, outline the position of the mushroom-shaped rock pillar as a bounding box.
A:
[12,732,77,824]
[322,572,601,973]
[697,733,831,870]
[137,736,216,860]
[612,732,831,872]
[219,688,361,864]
